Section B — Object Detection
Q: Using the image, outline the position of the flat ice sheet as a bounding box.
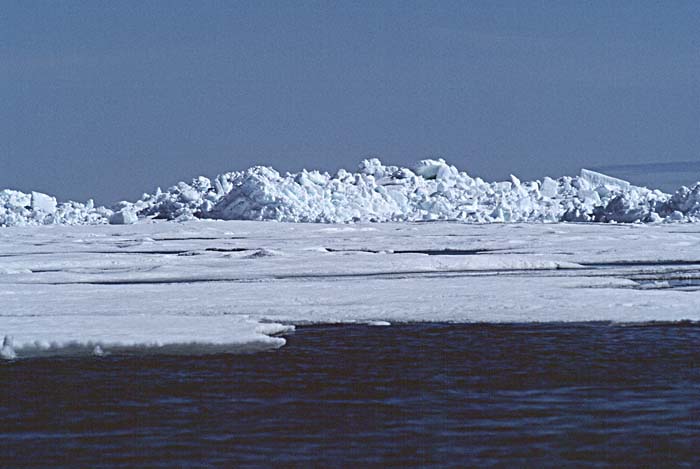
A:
[1,315,291,359]
[2,220,700,357]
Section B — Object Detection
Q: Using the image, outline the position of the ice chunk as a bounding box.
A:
[358,158,386,177]
[109,209,138,225]
[540,177,559,198]
[31,191,57,213]
[1,336,16,360]
[413,158,449,179]
[2,190,31,208]
[666,184,700,217]
[580,169,631,190]
[244,248,282,258]
[367,321,391,326]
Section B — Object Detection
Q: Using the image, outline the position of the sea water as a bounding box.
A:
[2,323,699,466]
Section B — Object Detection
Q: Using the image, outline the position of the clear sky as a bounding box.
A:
[2,1,699,203]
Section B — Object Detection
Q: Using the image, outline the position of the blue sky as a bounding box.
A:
[2,1,699,203]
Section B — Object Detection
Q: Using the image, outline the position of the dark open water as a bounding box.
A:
[2,323,700,467]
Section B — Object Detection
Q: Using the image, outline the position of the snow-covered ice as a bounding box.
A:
[3,159,700,227]
[2,220,700,358]
[1,315,291,359]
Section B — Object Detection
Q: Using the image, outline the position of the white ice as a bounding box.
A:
[3,159,700,227]
[1,315,291,359]
[2,220,700,358]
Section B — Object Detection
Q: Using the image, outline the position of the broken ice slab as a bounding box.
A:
[109,209,138,225]
[30,191,57,213]
[580,169,631,190]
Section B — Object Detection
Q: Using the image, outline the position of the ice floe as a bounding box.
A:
[2,220,700,358]
[1,315,293,359]
[4,157,700,360]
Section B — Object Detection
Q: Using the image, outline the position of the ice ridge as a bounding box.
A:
[3,159,700,227]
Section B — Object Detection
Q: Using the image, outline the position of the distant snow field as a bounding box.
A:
[2,220,700,358]
[3,159,700,227]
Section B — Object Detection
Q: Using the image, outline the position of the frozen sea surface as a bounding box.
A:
[2,220,700,357]
[2,323,700,467]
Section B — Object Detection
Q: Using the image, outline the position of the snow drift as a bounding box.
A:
[3,159,700,227]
